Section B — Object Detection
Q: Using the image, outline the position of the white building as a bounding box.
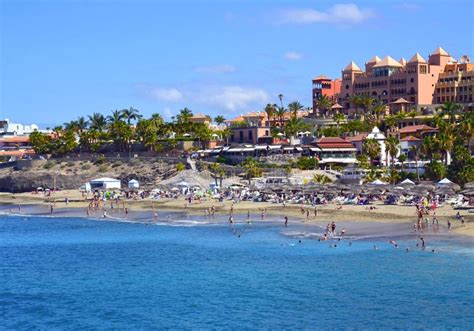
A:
[0,119,40,137]
[365,127,387,166]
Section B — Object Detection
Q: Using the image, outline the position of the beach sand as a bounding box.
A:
[1,190,473,238]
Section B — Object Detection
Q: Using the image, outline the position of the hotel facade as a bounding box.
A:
[313,47,473,113]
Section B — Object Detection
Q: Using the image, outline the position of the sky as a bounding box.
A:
[1,0,473,127]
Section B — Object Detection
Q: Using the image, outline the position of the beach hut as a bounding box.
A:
[128,179,139,189]
[89,177,121,190]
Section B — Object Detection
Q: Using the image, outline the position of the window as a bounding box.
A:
[419,65,427,74]
[346,85,349,89]
[248,131,253,140]
[410,78,414,83]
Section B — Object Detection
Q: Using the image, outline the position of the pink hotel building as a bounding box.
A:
[338,47,472,109]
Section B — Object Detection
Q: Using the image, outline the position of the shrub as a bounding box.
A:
[112,160,123,168]
[43,161,56,170]
[176,163,186,172]
[93,155,107,165]
[296,156,318,170]
[98,164,109,172]
[81,163,91,170]
[66,161,75,167]
[81,163,91,171]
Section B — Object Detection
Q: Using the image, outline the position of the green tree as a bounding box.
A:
[242,157,262,184]
[210,163,225,188]
[363,138,381,166]
[312,173,332,184]
[398,154,407,171]
[385,136,399,167]
[315,95,332,116]
[333,112,346,130]
[214,115,226,125]
[288,101,304,119]
[89,113,107,132]
[410,145,421,182]
[426,160,447,181]
[29,131,52,154]
[121,107,142,125]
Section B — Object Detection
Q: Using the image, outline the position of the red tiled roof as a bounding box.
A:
[316,137,354,148]
[399,125,437,133]
[346,133,368,142]
[400,135,421,142]
[0,136,30,143]
[0,150,35,156]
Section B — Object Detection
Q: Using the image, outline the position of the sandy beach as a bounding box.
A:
[1,189,473,238]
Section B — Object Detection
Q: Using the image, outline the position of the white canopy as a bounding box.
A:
[370,179,387,185]
[176,181,190,187]
[400,178,415,185]
[438,178,454,185]
[128,179,139,189]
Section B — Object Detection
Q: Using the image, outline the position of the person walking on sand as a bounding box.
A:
[314,206,317,217]
[447,219,452,230]
[461,216,465,226]
[306,209,310,220]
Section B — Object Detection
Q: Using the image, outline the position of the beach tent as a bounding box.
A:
[89,177,121,190]
[370,179,387,185]
[400,178,415,185]
[437,178,454,185]
[176,181,190,187]
[128,179,139,189]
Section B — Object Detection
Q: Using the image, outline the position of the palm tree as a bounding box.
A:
[312,173,332,184]
[398,154,407,171]
[284,117,308,138]
[363,138,381,166]
[76,116,89,133]
[333,113,346,130]
[385,136,399,167]
[210,163,225,188]
[276,106,287,127]
[121,107,142,125]
[459,110,473,153]
[89,113,107,132]
[384,115,397,135]
[410,145,420,182]
[264,104,277,126]
[243,157,262,185]
[107,109,124,124]
[315,95,332,117]
[437,132,454,165]
[214,115,226,125]
[278,94,284,107]
[440,101,462,125]
[288,101,304,119]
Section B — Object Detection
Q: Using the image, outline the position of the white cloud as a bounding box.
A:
[162,107,174,120]
[198,86,269,112]
[194,64,236,74]
[393,3,421,12]
[284,52,303,60]
[277,3,374,25]
[145,87,183,102]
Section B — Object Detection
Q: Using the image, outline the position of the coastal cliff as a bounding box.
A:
[0,159,179,192]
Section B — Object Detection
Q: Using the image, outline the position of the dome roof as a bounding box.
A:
[366,127,386,140]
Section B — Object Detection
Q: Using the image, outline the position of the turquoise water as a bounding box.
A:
[1,215,473,329]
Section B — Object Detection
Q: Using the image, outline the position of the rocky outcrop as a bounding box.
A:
[0,171,92,193]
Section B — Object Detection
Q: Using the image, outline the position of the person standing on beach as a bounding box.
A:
[284,216,288,227]
[50,204,54,215]
[306,209,310,220]
[314,206,317,217]
[247,210,250,224]
[420,237,425,249]
[447,219,452,230]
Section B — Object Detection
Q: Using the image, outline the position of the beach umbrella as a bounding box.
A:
[437,178,454,186]
[400,178,415,185]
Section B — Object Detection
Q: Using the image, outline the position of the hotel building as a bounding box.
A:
[313,47,473,113]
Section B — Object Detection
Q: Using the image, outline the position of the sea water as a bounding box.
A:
[1,215,473,329]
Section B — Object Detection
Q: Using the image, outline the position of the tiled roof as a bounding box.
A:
[0,136,30,143]
[399,125,437,133]
[313,75,331,81]
[372,56,403,68]
[432,47,449,56]
[346,133,368,142]
[400,135,421,142]
[316,137,354,148]
[344,61,362,71]
[408,52,427,63]
[367,56,381,63]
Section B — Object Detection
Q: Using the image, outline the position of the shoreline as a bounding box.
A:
[1,190,473,241]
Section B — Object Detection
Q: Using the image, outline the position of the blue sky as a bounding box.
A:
[1,0,473,127]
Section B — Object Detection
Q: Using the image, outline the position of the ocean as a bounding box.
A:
[1,214,473,330]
